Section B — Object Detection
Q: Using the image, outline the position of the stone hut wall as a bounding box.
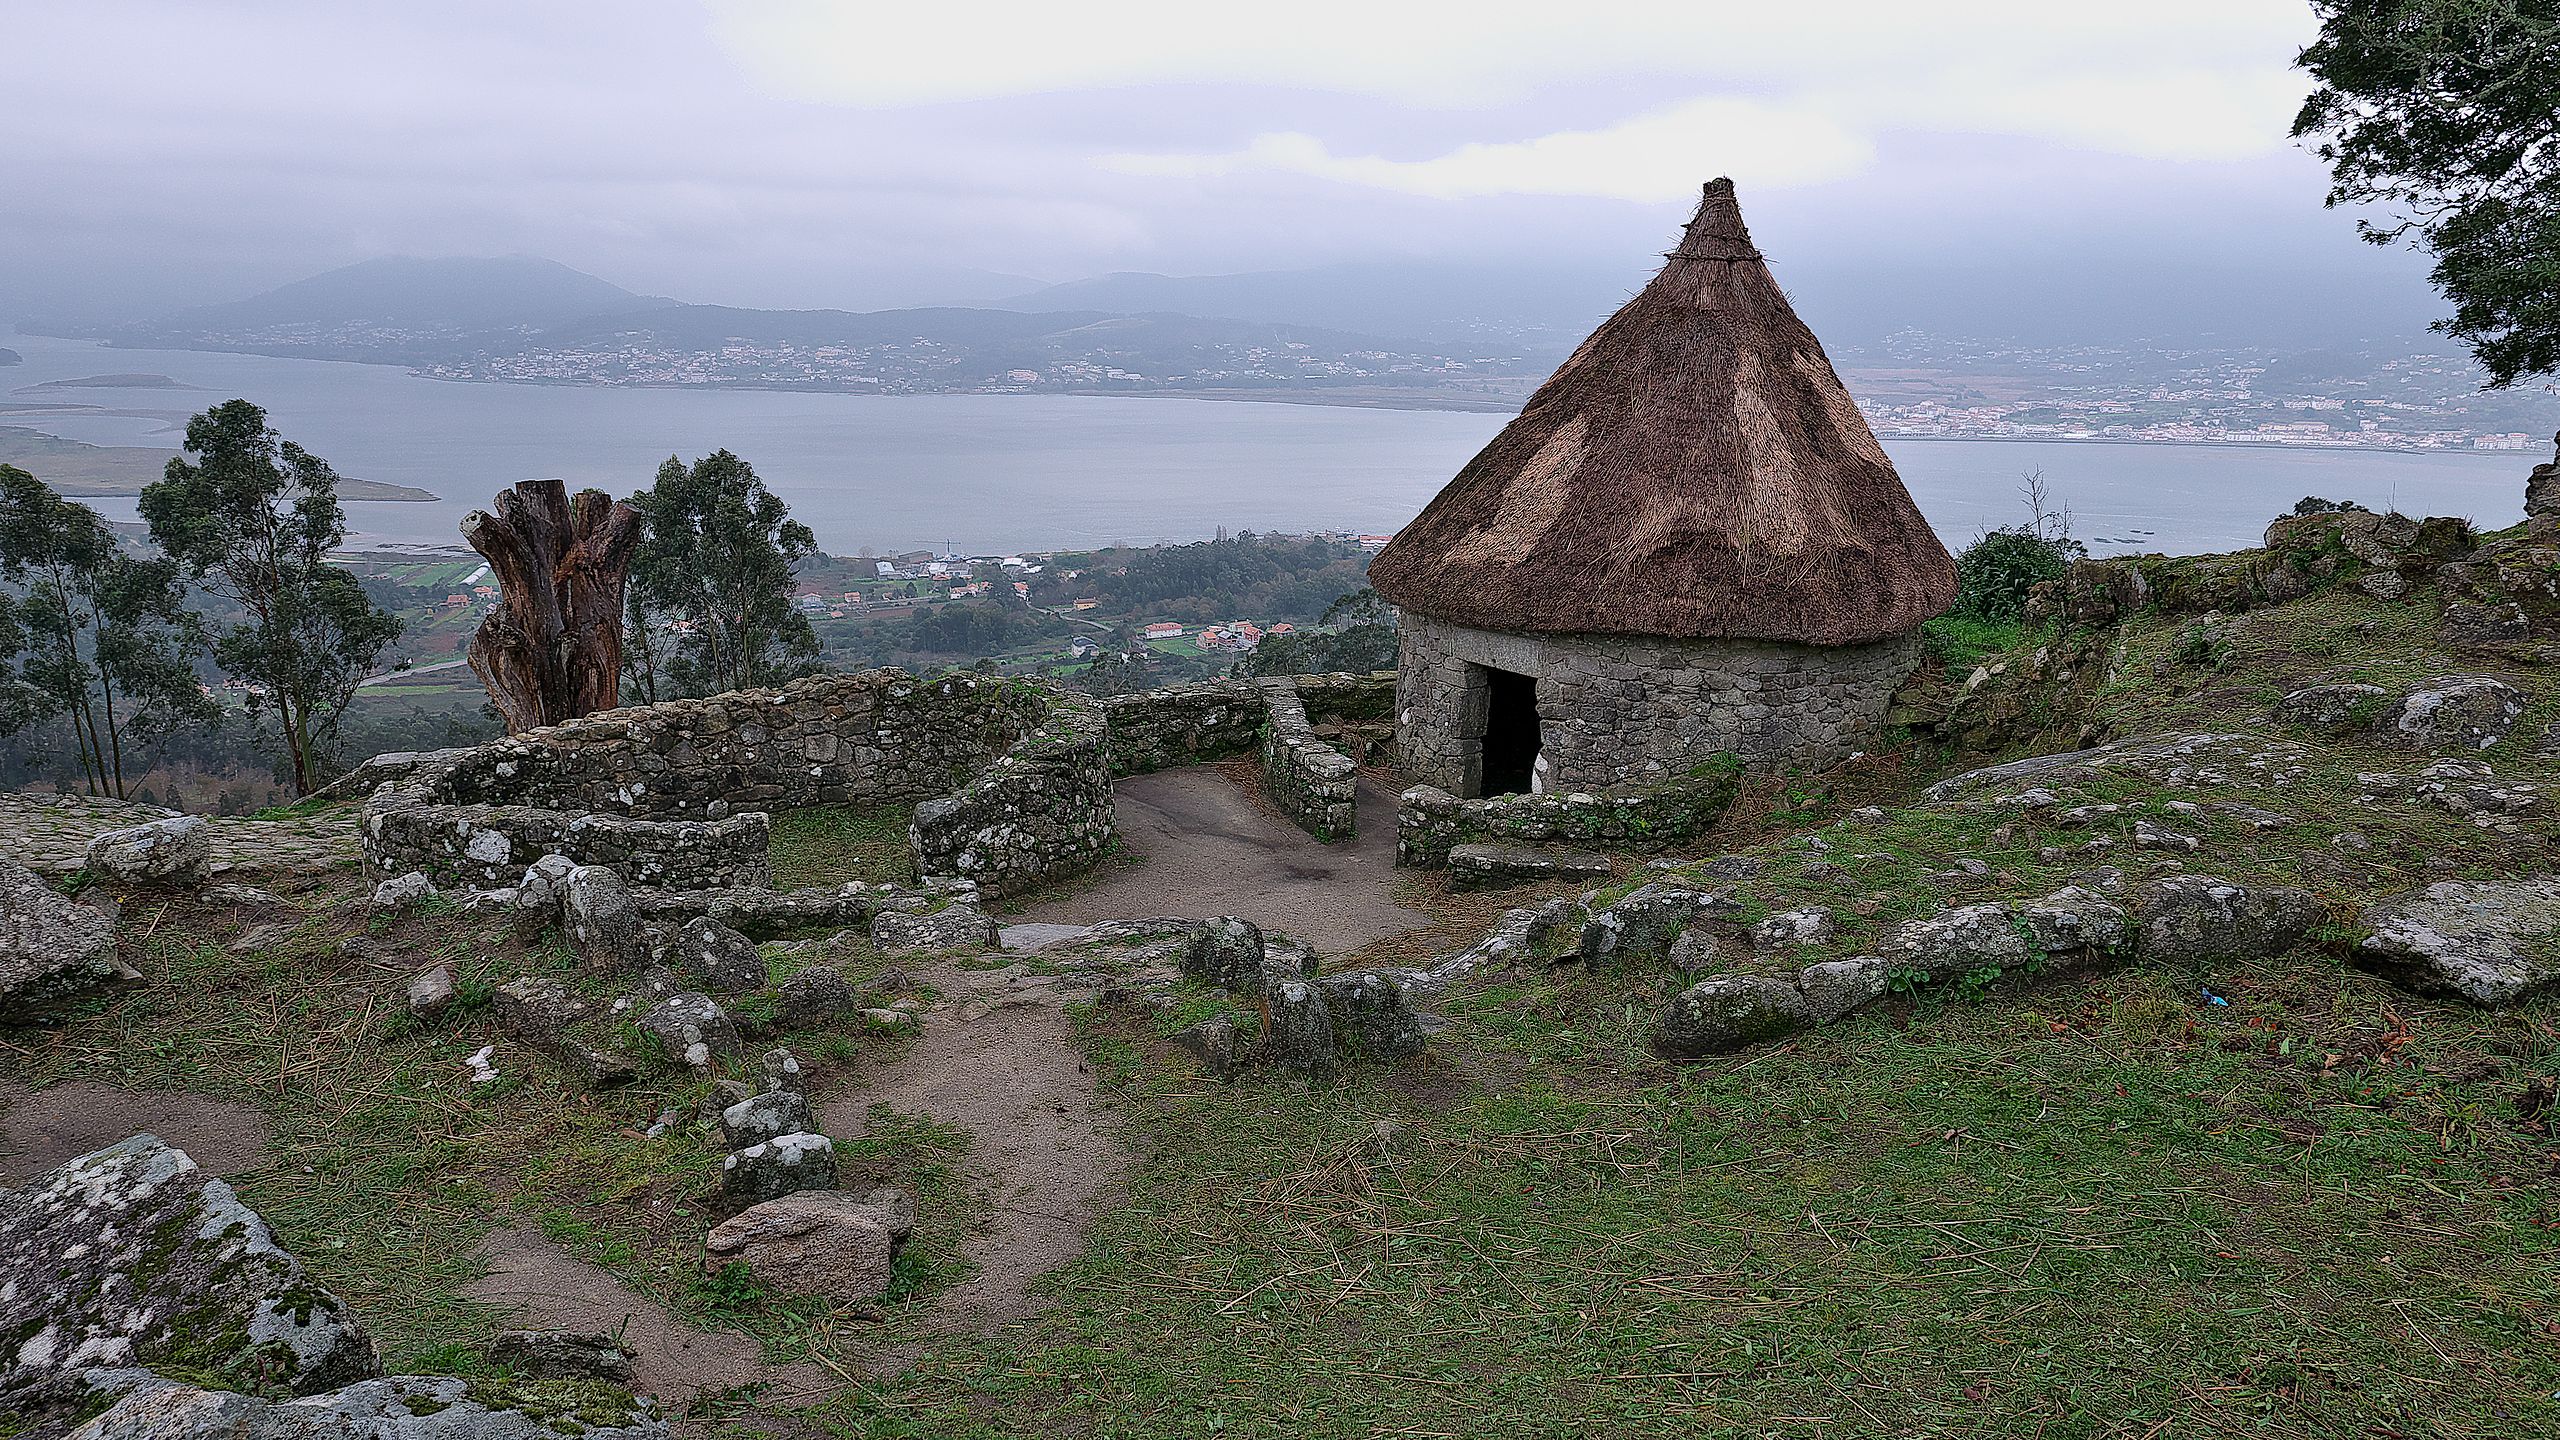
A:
[362,670,1113,896]
[1395,615,1918,794]
[1096,680,1266,775]
[1396,759,1742,869]
[1255,679,1358,839]
[910,694,1116,897]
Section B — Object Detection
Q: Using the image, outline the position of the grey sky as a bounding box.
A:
[4,1,2443,337]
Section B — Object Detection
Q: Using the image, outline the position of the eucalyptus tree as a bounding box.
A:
[623,449,819,700]
[2296,1,2560,386]
[140,401,402,793]
[0,464,211,797]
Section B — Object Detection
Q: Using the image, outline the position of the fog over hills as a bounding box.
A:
[1003,247,2455,358]
[148,256,673,337]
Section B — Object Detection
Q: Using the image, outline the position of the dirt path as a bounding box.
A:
[465,1227,831,1407]
[817,959,1130,1347]
[0,1080,271,1184]
[1016,767,1429,956]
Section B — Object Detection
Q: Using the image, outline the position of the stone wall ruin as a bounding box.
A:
[362,670,1114,898]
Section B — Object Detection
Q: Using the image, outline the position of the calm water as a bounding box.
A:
[5,329,2534,557]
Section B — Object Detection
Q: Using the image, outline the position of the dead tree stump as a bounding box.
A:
[463,478,645,733]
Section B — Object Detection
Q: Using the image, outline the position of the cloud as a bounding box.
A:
[711,1,2316,203]
[1106,99,1875,201]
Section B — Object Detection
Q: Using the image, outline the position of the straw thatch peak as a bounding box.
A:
[1367,178,1956,647]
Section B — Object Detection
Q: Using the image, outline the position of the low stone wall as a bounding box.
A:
[362,670,1114,897]
[365,802,770,891]
[432,670,1049,817]
[1256,680,1358,839]
[911,695,1115,897]
[1096,680,1265,775]
[1290,671,1396,726]
[1396,756,1744,868]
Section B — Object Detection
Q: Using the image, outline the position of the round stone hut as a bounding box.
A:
[1367,178,1956,797]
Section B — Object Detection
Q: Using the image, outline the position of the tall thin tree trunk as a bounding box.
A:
[68,690,107,797]
[98,674,127,799]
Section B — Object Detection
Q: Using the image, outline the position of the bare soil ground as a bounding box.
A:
[0,1079,271,1183]
[464,1227,831,1407]
[1016,767,1429,956]
[820,959,1130,1355]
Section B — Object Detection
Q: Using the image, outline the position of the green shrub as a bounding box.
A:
[1952,527,2083,623]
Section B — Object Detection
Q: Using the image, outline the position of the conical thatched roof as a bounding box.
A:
[1368,179,1955,647]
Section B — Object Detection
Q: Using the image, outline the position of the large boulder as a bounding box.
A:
[2272,683,2387,733]
[701,1187,912,1301]
[2371,675,2526,752]
[869,899,999,954]
[561,865,645,970]
[0,1135,376,1395]
[666,916,767,994]
[1797,955,1890,1023]
[494,976,639,1089]
[2355,878,2560,1006]
[1181,916,1267,994]
[1315,972,1428,1060]
[1260,976,1337,1081]
[637,992,740,1070]
[1,856,132,1018]
[2133,876,2319,963]
[84,815,213,888]
[1881,903,2037,981]
[719,1132,836,1205]
[0,1368,661,1440]
[1653,975,1813,1058]
[1576,881,1724,965]
[718,1090,815,1149]
[2526,433,2559,526]
[771,963,857,1029]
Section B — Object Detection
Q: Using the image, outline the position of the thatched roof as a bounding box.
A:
[1367,179,1955,646]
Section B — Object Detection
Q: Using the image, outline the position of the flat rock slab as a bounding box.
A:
[1446,843,1612,890]
[1926,733,2313,802]
[0,1134,375,1395]
[997,922,1097,952]
[2357,877,2560,1005]
[0,1368,665,1440]
[1018,767,1427,956]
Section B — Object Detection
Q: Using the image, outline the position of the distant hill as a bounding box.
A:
[439,301,1531,400]
[526,301,1432,356]
[88,256,677,363]
[161,255,666,334]
[998,262,1633,356]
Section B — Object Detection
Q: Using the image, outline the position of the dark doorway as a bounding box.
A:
[1479,667,1541,796]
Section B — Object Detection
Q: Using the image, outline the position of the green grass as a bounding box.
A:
[12,543,2560,1437]
[792,955,2560,1438]
[766,803,919,889]
[0,893,884,1372]
[1920,612,2034,673]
